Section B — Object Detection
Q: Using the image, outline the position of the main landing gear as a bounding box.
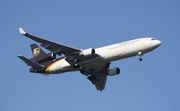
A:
[80,68,96,84]
[70,56,96,84]
[87,75,96,84]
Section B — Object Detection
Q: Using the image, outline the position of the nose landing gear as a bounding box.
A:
[138,51,143,61]
[138,57,142,61]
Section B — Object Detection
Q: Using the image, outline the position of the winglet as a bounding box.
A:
[19,28,26,35]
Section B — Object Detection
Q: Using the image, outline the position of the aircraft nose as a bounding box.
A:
[156,40,161,47]
[152,40,161,49]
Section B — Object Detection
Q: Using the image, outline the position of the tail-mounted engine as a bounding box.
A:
[108,67,120,76]
[79,48,95,57]
[32,53,56,63]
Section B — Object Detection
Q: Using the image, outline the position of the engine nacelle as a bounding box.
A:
[79,48,95,57]
[108,67,120,76]
[33,53,56,63]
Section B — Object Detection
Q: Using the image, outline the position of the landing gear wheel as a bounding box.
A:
[138,57,142,61]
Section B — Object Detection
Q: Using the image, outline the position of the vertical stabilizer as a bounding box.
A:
[30,43,46,58]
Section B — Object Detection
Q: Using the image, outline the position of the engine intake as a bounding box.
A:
[108,67,120,76]
[79,48,95,57]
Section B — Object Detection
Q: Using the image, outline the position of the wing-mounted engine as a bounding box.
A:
[65,48,95,69]
[32,53,56,63]
[79,48,95,57]
[108,67,120,76]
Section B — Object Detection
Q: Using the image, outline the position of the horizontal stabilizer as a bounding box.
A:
[18,55,44,68]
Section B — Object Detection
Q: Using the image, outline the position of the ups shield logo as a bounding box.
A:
[33,48,40,57]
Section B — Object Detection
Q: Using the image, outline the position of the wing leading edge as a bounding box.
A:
[19,28,81,56]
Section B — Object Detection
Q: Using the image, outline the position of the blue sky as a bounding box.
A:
[1,0,180,111]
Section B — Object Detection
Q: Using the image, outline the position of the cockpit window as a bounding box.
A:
[151,38,157,40]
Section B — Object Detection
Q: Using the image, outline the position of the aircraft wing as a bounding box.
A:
[19,28,81,56]
[92,63,110,91]
[94,73,108,91]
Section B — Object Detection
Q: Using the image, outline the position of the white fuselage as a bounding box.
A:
[45,38,161,74]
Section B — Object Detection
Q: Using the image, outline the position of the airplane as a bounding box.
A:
[18,28,161,91]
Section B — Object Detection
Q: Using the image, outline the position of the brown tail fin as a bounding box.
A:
[30,43,46,58]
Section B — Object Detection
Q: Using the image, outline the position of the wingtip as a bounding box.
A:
[17,55,23,58]
[19,28,26,35]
